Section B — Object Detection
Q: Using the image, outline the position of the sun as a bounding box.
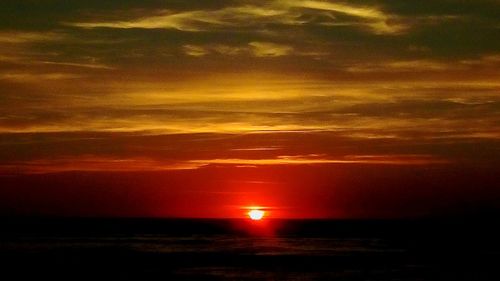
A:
[248,209,265,220]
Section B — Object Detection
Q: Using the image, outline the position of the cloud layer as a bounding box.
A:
[0,0,499,217]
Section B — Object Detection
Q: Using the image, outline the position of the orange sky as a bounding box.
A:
[0,0,499,218]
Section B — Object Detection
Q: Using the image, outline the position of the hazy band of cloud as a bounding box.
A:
[0,153,449,175]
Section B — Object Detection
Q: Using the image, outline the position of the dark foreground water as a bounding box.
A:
[1,219,499,280]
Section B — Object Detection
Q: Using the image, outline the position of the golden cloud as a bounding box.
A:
[182,42,294,57]
[68,1,404,34]
[249,41,294,57]
[190,154,449,166]
[0,31,65,43]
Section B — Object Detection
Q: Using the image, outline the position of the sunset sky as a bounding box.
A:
[1,0,499,218]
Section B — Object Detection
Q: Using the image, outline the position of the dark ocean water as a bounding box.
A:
[1,219,499,280]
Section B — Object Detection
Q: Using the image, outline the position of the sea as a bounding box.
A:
[1,218,499,280]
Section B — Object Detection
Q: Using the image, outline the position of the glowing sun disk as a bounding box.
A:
[248,209,265,220]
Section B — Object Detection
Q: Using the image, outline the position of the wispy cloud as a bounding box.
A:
[283,0,405,34]
[0,31,114,70]
[182,42,294,57]
[67,0,404,34]
[0,31,65,43]
[0,55,114,70]
[345,54,500,73]
[346,59,464,73]
[68,5,289,31]
[182,44,209,57]
[0,72,82,82]
[249,41,294,57]
[0,153,449,175]
[0,156,202,174]
[190,154,449,166]
[38,60,114,70]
